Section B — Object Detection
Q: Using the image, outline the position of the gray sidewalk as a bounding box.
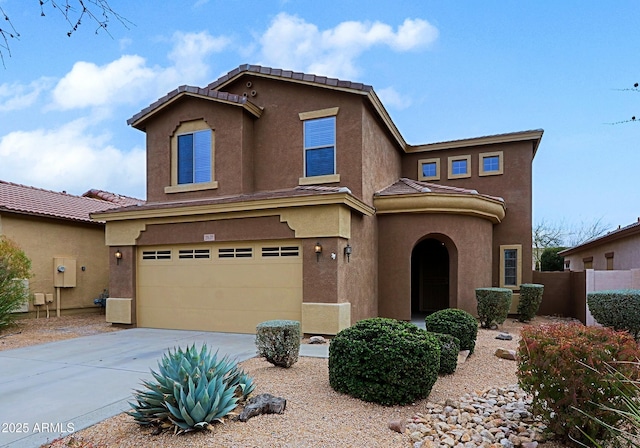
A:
[0,329,328,448]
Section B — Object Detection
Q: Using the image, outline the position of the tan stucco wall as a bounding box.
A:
[564,233,640,271]
[1,214,108,314]
[378,213,494,320]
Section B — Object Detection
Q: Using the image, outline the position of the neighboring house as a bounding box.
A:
[95,64,543,335]
[560,219,640,271]
[0,181,142,316]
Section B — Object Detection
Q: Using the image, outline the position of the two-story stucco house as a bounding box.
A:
[96,64,543,335]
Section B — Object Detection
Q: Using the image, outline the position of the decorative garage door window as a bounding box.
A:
[261,246,300,257]
[218,248,253,258]
[142,250,172,260]
[178,249,211,259]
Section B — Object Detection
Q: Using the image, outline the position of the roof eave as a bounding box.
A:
[128,89,263,130]
[559,223,640,256]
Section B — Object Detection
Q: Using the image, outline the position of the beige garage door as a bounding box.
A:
[137,240,302,333]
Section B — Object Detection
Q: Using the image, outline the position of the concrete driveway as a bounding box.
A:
[0,328,327,448]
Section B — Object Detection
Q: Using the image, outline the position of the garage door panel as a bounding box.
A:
[137,241,302,333]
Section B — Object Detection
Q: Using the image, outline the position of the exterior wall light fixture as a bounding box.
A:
[114,249,123,265]
[344,243,352,262]
[314,242,322,261]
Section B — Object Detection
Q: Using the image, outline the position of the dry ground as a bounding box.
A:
[0,314,571,447]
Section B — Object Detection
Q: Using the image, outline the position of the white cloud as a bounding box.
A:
[377,86,412,110]
[0,118,145,198]
[259,13,438,79]
[51,31,230,111]
[51,55,156,110]
[0,78,53,112]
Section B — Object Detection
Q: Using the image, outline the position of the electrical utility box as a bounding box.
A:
[53,257,77,288]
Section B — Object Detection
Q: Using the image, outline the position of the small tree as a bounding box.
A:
[0,236,32,330]
[540,247,566,272]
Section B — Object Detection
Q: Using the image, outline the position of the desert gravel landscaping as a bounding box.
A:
[1,313,571,447]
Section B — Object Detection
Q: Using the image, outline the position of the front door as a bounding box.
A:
[411,238,450,315]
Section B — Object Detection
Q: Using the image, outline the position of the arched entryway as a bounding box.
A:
[411,237,451,317]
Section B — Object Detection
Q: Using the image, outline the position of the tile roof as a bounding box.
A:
[206,64,373,94]
[94,185,357,216]
[0,181,139,224]
[82,189,144,207]
[127,85,255,126]
[375,178,505,202]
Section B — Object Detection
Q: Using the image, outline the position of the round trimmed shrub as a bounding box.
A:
[430,332,460,375]
[517,283,544,322]
[476,287,512,328]
[425,308,478,354]
[587,289,640,339]
[328,318,440,405]
[256,320,300,368]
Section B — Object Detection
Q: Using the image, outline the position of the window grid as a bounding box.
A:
[218,248,253,259]
[178,249,211,259]
[483,156,500,172]
[142,250,172,260]
[262,246,300,257]
[422,162,437,178]
[503,249,518,286]
[452,159,468,175]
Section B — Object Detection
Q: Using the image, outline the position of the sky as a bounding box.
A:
[0,1,638,234]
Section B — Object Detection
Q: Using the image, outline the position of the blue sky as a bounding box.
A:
[0,1,638,233]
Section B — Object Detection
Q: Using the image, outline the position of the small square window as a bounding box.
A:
[448,155,471,179]
[479,151,504,176]
[418,158,440,181]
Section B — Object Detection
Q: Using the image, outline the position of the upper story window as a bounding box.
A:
[178,130,211,184]
[304,117,336,177]
[448,155,471,179]
[418,158,440,181]
[479,151,504,176]
[166,119,218,194]
[298,107,340,185]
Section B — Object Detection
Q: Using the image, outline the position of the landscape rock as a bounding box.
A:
[494,348,517,360]
[495,333,513,341]
[457,350,471,364]
[308,335,327,344]
[388,418,407,433]
[238,393,287,422]
[405,385,553,447]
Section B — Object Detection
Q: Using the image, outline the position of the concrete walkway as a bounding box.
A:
[0,329,328,448]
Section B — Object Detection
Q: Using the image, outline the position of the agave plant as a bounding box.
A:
[128,344,256,433]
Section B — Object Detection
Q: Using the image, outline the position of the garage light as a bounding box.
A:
[314,242,322,261]
[115,249,123,265]
[344,243,352,262]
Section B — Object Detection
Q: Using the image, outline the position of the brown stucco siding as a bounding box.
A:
[143,97,252,202]
[136,216,295,246]
[2,214,108,313]
[361,104,402,205]
[302,237,339,304]
[223,76,366,199]
[401,140,534,287]
[377,213,493,320]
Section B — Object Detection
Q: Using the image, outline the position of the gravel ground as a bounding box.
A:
[0,312,122,351]
[1,313,570,447]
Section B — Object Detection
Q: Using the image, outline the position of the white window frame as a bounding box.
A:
[447,155,471,179]
[418,158,440,181]
[479,151,504,176]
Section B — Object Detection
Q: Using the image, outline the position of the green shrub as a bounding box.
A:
[587,289,640,339]
[329,317,440,405]
[0,236,32,331]
[517,323,640,445]
[128,344,255,433]
[430,332,460,375]
[475,288,512,328]
[256,320,301,368]
[540,246,566,271]
[425,308,478,354]
[517,283,544,322]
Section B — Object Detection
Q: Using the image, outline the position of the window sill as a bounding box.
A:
[298,174,341,185]
[165,181,219,194]
[447,173,471,180]
[479,170,503,177]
